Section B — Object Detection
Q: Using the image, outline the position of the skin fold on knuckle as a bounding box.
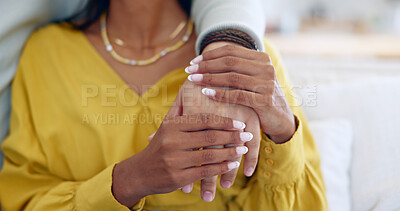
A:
[202,178,217,188]
[234,90,247,104]
[202,150,216,163]
[203,74,213,84]
[222,168,239,181]
[227,73,241,85]
[223,56,237,68]
[199,113,213,126]
[216,89,228,102]
[200,168,212,178]
[261,53,271,63]
[264,65,276,79]
[222,45,236,55]
[204,130,217,144]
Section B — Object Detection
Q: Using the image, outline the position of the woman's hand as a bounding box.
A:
[180,83,260,201]
[186,44,296,144]
[112,113,252,208]
[180,42,262,203]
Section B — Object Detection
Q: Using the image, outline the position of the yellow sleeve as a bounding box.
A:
[226,40,327,210]
[0,55,145,211]
[230,115,327,210]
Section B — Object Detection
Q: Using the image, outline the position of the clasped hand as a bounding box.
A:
[112,114,252,208]
[112,44,296,207]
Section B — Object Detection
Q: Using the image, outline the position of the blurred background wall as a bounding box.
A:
[262,0,400,58]
[263,0,400,34]
[262,1,400,211]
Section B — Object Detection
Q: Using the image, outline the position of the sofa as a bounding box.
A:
[284,55,400,211]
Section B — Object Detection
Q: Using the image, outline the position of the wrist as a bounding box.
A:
[264,115,297,144]
[112,158,146,208]
[202,41,243,53]
[199,29,258,54]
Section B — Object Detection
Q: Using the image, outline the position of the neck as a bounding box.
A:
[107,0,188,49]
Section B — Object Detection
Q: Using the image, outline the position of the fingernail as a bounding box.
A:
[245,167,254,177]
[148,132,155,142]
[228,161,240,170]
[201,88,216,97]
[203,191,214,202]
[182,185,192,193]
[236,146,248,155]
[185,64,199,74]
[187,74,203,82]
[233,120,246,130]
[240,132,253,142]
[190,55,203,65]
[221,180,233,189]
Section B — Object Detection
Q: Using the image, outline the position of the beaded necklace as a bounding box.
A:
[100,13,193,66]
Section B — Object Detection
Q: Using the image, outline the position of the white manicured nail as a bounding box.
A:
[202,191,214,202]
[221,180,232,189]
[240,132,253,142]
[187,74,203,82]
[182,184,192,193]
[233,120,246,130]
[185,64,199,74]
[236,146,248,155]
[245,167,255,177]
[201,88,216,97]
[190,55,203,65]
[228,161,240,170]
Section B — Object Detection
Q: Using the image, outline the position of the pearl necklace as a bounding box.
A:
[100,13,193,66]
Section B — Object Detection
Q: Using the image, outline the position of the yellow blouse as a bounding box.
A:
[0,24,327,211]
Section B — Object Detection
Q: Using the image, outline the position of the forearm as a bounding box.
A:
[191,0,266,54]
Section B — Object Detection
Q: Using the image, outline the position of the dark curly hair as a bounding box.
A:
[67,0,192,30]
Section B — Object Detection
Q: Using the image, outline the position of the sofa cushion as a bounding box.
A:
[287,58,400,211]
[308,119,353,211]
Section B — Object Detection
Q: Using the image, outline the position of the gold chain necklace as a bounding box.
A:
[111,20,188,47]
[100,13,193,66]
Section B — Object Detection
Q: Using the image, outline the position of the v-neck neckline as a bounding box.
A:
[79,30,186,100]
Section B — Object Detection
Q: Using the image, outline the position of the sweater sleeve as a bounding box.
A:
[226,40,327,210]
[0,59,145,211]
[0,0,87,171]
[228,116,328,210]
[191,0,266,54]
